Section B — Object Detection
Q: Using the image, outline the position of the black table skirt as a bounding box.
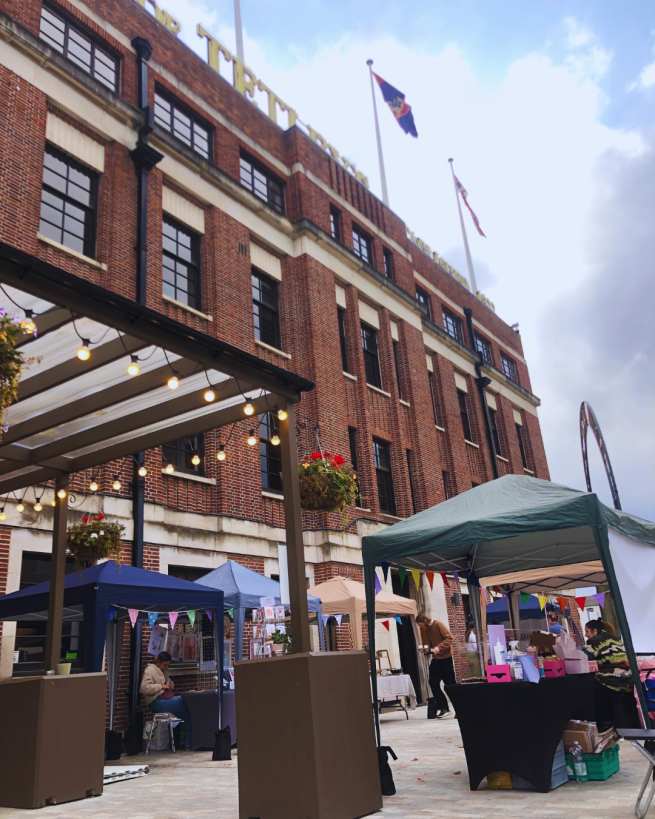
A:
[445,674,595,792]
[180,691,223,751]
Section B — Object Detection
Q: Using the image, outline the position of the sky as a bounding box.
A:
[156,0,655,519]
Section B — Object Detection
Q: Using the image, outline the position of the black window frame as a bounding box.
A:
[383,248,394,281]
[501,352,519,384]
[329,206,342,242]
[162,433,205,476]
[162,215,201,309]
[415,285,432,319]
[361,322,382,389]
[352,225,372,264]
[240,153,285,214]
[252,268,281,349]
[393,340,404,400]
[348,427,362,508]
[475,333,494,367]
[338,307,349,373]
[39,145,98,259]
[39,3,119,92]
[516,422,529,469]
[442,308,464,344]
[406,449,417,514]
[260,412,283,493]
[457,389,473,442]
[154,89,211,160]
[373,437,396,516]
[489,408,502,457]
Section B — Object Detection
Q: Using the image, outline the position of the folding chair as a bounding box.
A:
[617,729,655,818]
[144,712,176,755]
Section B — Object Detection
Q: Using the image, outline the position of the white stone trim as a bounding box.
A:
[426,354,434,372]
[485,392,497,411]
[465,439,480,449]
[335,283,347,309]
[162,294,212,320]
[251,243,282,281]
[367,384,391,398]
[161,469,217,485]
[390,320,399,341]
[46,112,105,172]
[399,399,411,407]
[343,371,357,381]
[37,233,107,270]
[162,186,205,233]
[513,409,523,426]
[255,338,291,359]
[454,372,468,393]
[359,300,380,329]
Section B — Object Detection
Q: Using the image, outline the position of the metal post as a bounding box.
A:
[234,0,245,64]
[278,403,311,654]
[366,60,389,207]
[448,158,478,296]
[45,475,69,672]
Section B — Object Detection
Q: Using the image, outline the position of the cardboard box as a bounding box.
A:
[530,631,557,649]
[563,729,594,754]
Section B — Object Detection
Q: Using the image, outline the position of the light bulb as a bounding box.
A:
[112,478,121,491]
[21,319,36,335]
[0,510,6,520]
[164,462,175,474]
[271,434,280,446]
[277,408,288,421]
[51,500,56,507]
[247,429,257,446]
[77,345,91,361]
[204,389,215,403]
[127,357,140,376]
[90,478,99,492]
[191,453,201,466]
[34,502,42,512]
[243,403,254,416]
[16,503,24,512]
[57,489,67,499]
[138,466,147,477]
[167,374,179,389]
[216,445,226,461]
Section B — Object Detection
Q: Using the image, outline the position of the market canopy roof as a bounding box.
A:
[0,241,314,495]
[479,561,606,594]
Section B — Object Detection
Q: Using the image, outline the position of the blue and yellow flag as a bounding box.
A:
[373,73,418,137]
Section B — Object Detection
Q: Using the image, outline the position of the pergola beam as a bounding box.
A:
[16,306,71,348]
[0,466,66,496]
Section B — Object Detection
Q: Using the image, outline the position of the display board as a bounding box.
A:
[608,528,655,653]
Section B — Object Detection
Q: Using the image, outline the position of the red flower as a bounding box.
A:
[82,516,89,522]
[330,461,337,467]
[311,452,322,461]
[323,451,331,458]
[334,455,345,466]
[96,514,105,520]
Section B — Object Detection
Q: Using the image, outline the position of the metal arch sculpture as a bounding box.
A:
[580,401,622,510]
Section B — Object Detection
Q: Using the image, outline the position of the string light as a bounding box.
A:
[21,319,36,335]
[243,403,254,416]
[51,499,56,507]
[77,341,91,361]
[127,356,140,376]
[138,465,147,477]
[57,489,67,499]
[216,445,226,461]
[271,434,281,446]
[16,502,24,512]
[277,408,288,421]
[33,502,43,512]
[89,477,99,492]
[0,508,6,520]
[204,389,215,402]
[191,452,201,466]
[167,373,179,389]
[164,462,175,474]
[112,476,122,491]
[247,429,257,446]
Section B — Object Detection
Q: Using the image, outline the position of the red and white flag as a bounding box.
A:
[454,175,486,237]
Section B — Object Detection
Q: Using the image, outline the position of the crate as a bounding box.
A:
[565,744,620,781]
[513,763,569,791]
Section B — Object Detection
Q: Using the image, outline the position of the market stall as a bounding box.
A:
[362,475,655,792]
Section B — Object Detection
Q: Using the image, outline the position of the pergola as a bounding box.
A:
[0,240,315,671]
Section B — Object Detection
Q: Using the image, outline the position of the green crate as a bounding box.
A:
[565,744,620,781]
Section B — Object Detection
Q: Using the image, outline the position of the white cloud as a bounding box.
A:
[630,31,655,91]
[563,17,612,82]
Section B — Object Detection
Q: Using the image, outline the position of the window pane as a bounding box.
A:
[442,308,463,343]
[162,218,200,308]
[40,7,66,52]
[374,438,395,515]
[42,148,95,257]
[252,270,280,348]
[458,390,472,442]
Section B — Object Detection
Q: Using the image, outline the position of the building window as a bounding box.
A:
[489,408,502,456]
[162,217,201,308]
[352,226,371,264]
[501,352,519,383]
[240,154,285,214]
[39,146,97,258]
[330,206,342,241]
[415,285,431,319]
[516,423,528,469]
[260,412,282,493]
[406,450,417,514]
[393,341,404,400]
[442,308,464,344]
[162,434,205,476]
[361,323,382,388]
[252,269,281,349]
[429,371,442,427]
[349,427,362,508]
[155,91,210,159]
[458,390,472,442]
[383,248,394,281]
[374,438,396,516]
[338,307,349,372]
[475,334,493,366]
[442,470,451,500]
[40,4,118,91]
[168,565,209,582]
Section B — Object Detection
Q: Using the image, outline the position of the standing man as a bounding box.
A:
[416,613,455,718]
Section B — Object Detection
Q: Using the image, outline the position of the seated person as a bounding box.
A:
[547,613,568,635]
[140,651,193,749]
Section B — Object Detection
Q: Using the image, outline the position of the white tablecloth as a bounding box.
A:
[373,674,416,709]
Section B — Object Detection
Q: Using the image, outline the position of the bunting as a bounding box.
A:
[169,612,178,628]
[381,562,390,583]
[335,615,343,626]
[394,616,403,625]
[382,620,390,631]
[410,569,421,590]
[575,596,587,612]
[147,611,158,628]
[399,566,406,588]
[374,573,382,596]
[557,597,569,615]
[440,572,449,589]
[519,592,532,606]
[109,606,117,622]
[537,595,547,611]
[453,571,459,586]
[188,610,196,627]
[206,608,213,621]
[593,592,606,608]
[426,571,434,591]
[128,609,138,628]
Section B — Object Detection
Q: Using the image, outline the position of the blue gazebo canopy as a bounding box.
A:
[485,594,547,624]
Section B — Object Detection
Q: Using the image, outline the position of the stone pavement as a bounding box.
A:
[0,708,645,818]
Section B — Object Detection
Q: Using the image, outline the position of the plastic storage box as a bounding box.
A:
[565,744,620,781]
[543,659,565,678]
[513,742,568,791]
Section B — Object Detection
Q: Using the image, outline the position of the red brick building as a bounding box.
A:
[0,0,548,711]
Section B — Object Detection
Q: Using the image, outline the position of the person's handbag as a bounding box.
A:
[377,746,398,796]
[427,697,438,719]
[212,726,232,761]
[159,687,175,700]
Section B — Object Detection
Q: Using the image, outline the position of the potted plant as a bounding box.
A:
[56,659,71,675]
[298,451,358,524]
[66,514,125,569]
[0,308,36,438]
[270,630,290,655]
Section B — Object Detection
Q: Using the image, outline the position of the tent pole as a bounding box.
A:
[364,564,380,746]
[468,581,485,674]
[45,474,69,672]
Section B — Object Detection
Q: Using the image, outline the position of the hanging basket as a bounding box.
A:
[299,452,358,523]
[66,514,125,569]
[0,310,30,438]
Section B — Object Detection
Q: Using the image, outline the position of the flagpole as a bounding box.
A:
[448,158,478,296]
[367,59,389,207]
[234,0,245,63]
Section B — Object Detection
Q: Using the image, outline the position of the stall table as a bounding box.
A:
[180,691,227,751]
[446,674,595,792]
[374,674,416,718]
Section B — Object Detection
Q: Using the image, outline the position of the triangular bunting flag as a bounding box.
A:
[374,573,382,596]
[538,595,547,611]
[453,571,459,586]
[128,609,138,628]
[335,615,343,626]
[394,616,402,625]
[206,609,213,621]
[169,612,178,628]
[410,569,421,590]
[519,592,531,606]
[147,611,157,628]
[322,615,330,626]
[557,597,568,615]
[494,585,500,596]
[109,606,117,622]
[228,609,234,618]
[398,566,406,587]
[381,562,390,583]
[575,596,587,611]
[426,571,434,590]
[188,610,196,626]
[593,592,605,608]
[440,572,449,589]
[382,620,390,631]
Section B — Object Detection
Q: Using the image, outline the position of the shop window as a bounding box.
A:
[330,206,342,241]
[40,146,97,258]
[458,389,473,442]
[415,285,431,319]
[442,308,464,343]
[361,322,382,389]
[240,154,285,214]
[162,217,201,309]
[352,226,371,264]
[155,91,211,159]
[260,412,282,493]
[374,438,396,516]
[252,268,281,349]
[162,434,205,476]
[349,427,362,508]
[338,307,349,372]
